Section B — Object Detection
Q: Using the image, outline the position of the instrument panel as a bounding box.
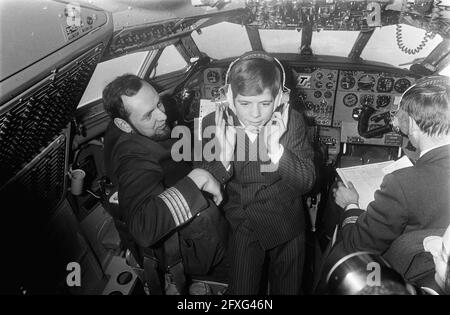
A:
[177,67,226,123]
[203,68,227,99]
[333,71,414,146]
[293,67,338,127]
[178,64,415,147]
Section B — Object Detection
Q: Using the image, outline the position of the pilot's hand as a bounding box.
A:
[215,105,236,169]
[333,181,359,210]
[188,168,223,205]
[263,111,287,156]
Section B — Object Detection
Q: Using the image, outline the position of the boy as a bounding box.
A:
[197,52,315,294]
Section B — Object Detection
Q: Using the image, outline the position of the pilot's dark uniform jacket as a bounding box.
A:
[197,107,315,294]
[103,122,227,292]
[340,144,450,284]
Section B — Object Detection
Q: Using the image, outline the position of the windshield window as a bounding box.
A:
[361,24,442,68]
[311,30,360,57]
[192,22,252,59]
[441,64,450,78]
[259,29,303,53]
[152,45,187,77]
[78,51,150,108]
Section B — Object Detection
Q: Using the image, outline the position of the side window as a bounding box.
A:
[78,51,150,108]
[440,64,450,78]
[151,45,188,78]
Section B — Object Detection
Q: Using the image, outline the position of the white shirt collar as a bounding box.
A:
[238,119,258,143]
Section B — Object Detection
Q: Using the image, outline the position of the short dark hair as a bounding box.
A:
[400,79,450,137]
[229,58,281,99]
[102,74,143,121]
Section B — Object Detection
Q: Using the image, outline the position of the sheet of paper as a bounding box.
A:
[336,156,412,210]
[336,161,393,210]
[382,155,413,175]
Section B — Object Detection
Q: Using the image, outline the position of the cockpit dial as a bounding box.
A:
[360,94,374,106]
[357,75,376,91]
[394,78,412,94]
[340,75,355,90]
[376,95,391,108]
[376,77,394,93]
[305,101,314,110]
[206,70,221,84]
[210,86,221,99]
[343,93,358,107]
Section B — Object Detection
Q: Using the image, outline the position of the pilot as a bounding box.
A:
[102,74,228,294]
[333,75,450,285]
[197,52,316,294]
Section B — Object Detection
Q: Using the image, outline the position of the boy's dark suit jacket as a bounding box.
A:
[197,107,316,250]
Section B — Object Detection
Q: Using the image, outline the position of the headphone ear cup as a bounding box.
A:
[281,91,290,107]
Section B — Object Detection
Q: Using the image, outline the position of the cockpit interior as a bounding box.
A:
[0,0,449,295]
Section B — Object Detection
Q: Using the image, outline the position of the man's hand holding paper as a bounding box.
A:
[334,156,413,210]
[333,181,359,210]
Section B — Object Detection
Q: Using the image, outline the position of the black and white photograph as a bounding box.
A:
[0,0,449,299]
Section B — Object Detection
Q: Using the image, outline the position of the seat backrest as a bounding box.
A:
[98,176,187,294]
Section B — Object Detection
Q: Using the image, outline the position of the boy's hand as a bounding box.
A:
[263,111,287,156]
[188,168,223,205]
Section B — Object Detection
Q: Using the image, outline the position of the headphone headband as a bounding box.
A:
[414,75,450,88]
[225,51,287,89]
[401,75,450,99]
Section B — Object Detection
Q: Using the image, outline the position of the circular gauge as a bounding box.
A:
[376,77,394,93]
[324,90,333,99]
[327,72,334,80]
[394,78,412,94]
[341,76,355,90]
[206,70,220,84]
[297,92,307,101]
[305,101,314,110]
[357,75,376,91]
[376,95,391,108]
[343,93,358,107]
[360,94,374,106]
[314,91,322,98]
[326,82,334,89]
[211,86,221,99]
[315,81,323,89]
[316,71,323,80]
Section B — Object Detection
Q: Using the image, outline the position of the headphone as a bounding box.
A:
[221,51,291,114]
[390,75,450,135]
